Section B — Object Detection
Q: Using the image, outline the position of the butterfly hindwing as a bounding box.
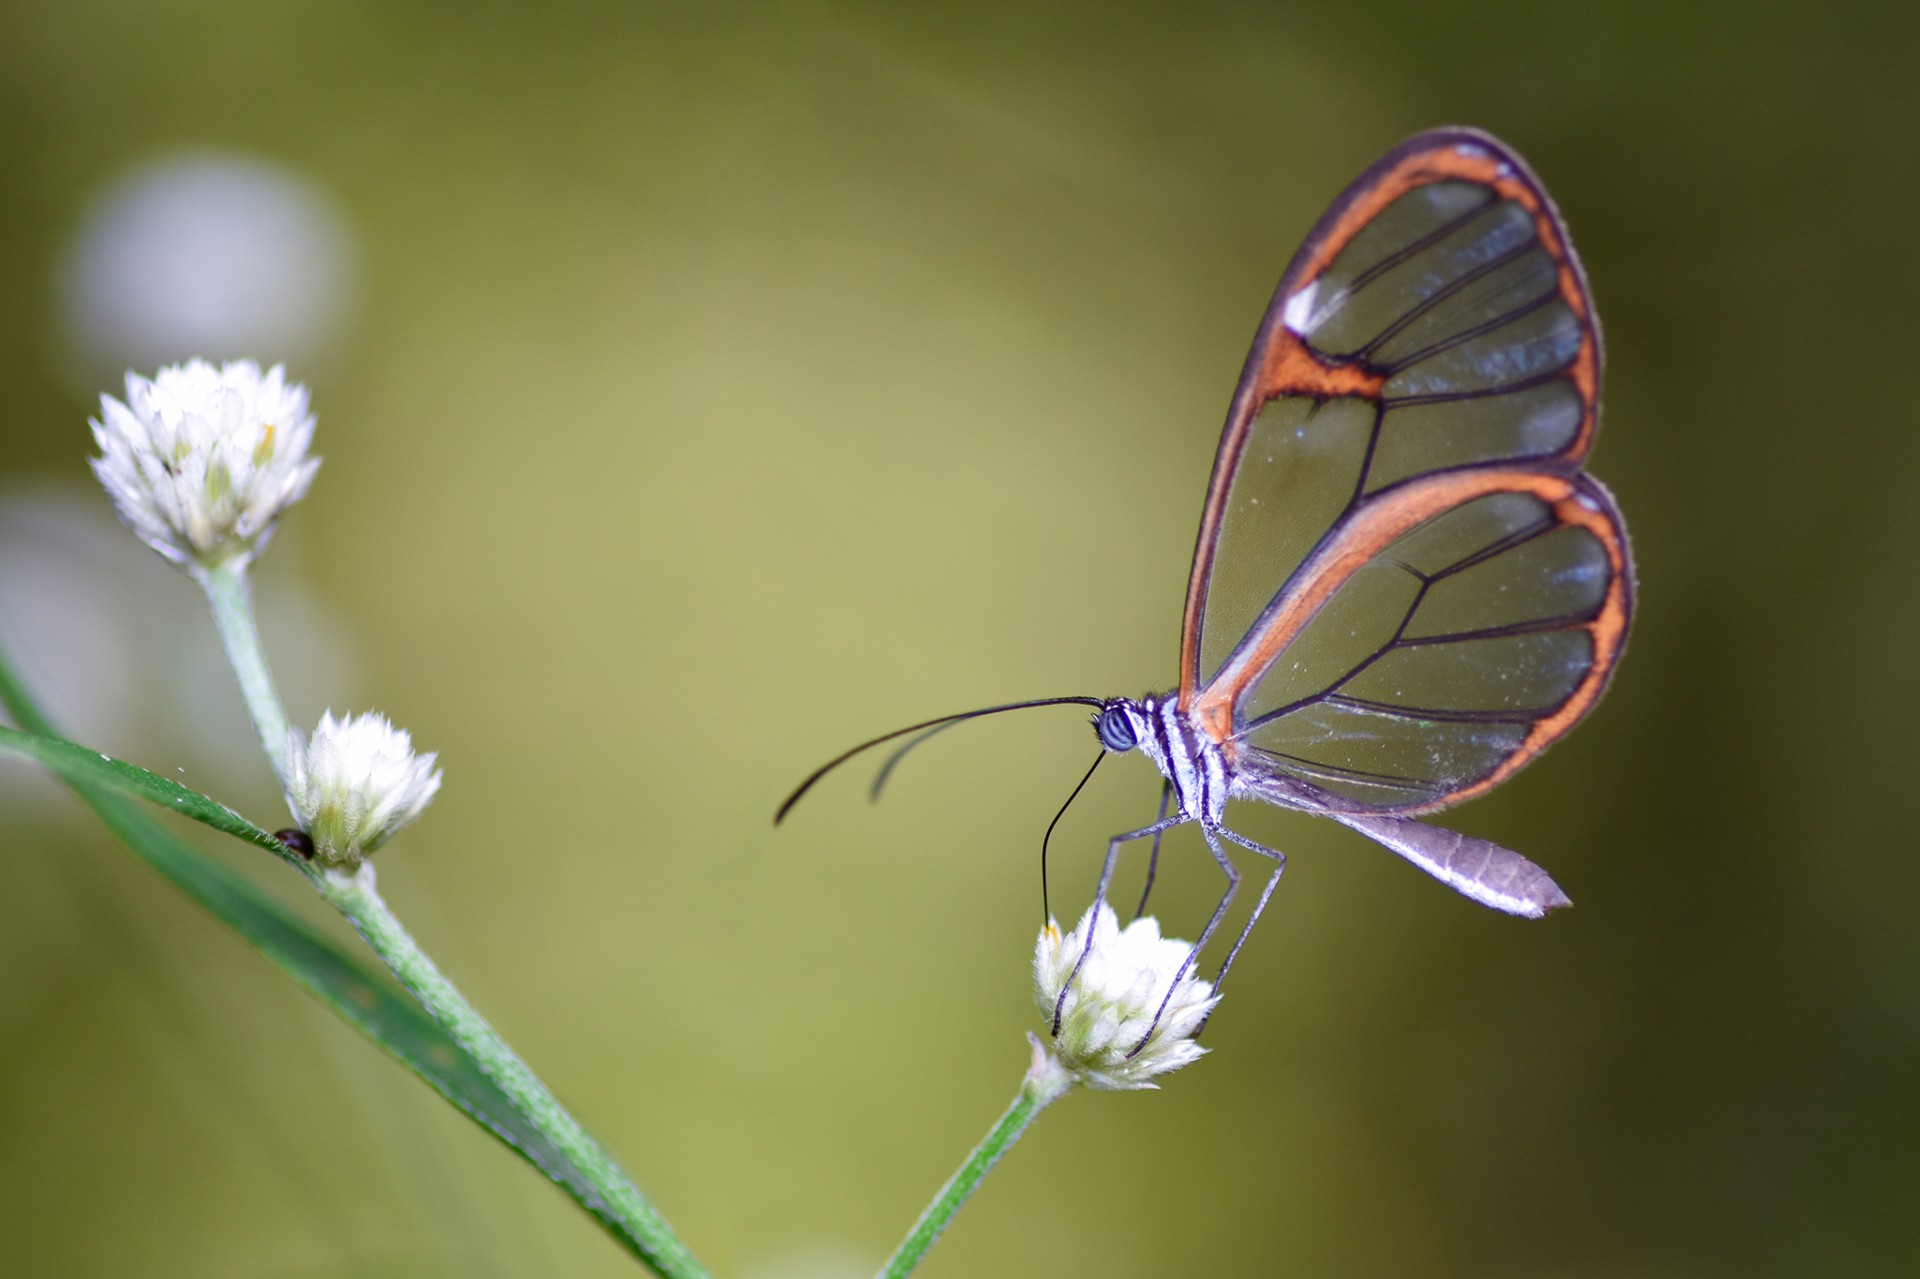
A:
[1221,471,1629,812]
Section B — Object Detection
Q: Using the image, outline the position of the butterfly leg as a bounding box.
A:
[1211,825,1286,996]
[1053,811,1189,1035]
[1125,822,1240,1057]
[1131,779,1175,922]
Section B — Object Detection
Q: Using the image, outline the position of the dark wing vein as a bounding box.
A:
[1421,512,1557,581]
[1321,199,1504,312]
[1245,746,1428,791]
[1378,289,1563,377]
[1353,239,1541,365]
[1381,368,1573,409]
[1395,612,1601,647]
[1321,694,1547,725]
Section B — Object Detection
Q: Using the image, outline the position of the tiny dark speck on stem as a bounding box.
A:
[274,828,315,859]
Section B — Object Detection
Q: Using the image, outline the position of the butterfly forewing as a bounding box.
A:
[1191,394,1379,687]
[1180,129,1627,815]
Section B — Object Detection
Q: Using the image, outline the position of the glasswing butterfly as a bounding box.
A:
[780,127,1632,1036]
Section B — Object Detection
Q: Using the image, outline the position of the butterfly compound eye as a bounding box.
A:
[1096,704,1139,753]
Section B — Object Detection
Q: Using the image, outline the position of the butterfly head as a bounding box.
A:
[1094,699,1148,754]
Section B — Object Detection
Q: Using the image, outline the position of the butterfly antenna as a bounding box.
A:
[1040,750,1105,923]
[774,695,1106,824]
[868,719,962,802]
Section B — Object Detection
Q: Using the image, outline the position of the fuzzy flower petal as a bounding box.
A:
[286,711,441,869]
[1034,903,1218,1090]
[89,358,319,570]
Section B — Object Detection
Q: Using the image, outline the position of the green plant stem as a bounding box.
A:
[195,553,705,1275]
[316,865,709,1279]
[881,1038,1075,1278]
[197,557,294,789]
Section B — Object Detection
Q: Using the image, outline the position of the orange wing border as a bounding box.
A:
[1177,127,1604,707]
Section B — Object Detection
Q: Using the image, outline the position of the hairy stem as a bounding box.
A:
[197,558,294,790]
[880,1038,1074,1277]
[316,866,709,1279]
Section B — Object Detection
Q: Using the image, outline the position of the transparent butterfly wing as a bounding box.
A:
[1236,766,1574,917]
[1225,474,1629,812]
[1179,129,1629,815]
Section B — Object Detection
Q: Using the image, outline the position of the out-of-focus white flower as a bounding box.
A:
[286,711,441,869]
[1033,903,1218,1090]
[63,152,355,377]
[89,359,319,571]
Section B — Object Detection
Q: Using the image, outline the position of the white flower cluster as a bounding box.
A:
[89,359,319,571]
[1033,903,1218,1090]
[286,711,442,869]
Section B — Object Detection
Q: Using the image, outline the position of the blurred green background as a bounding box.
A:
[2,2,1916,1275]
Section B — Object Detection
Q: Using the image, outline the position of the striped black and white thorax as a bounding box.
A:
[1095,695,1230,828]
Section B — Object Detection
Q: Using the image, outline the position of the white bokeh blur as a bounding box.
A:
[60,153,355,379]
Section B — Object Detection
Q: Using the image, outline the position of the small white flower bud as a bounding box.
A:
[286,711,441,869]
[1033,903,1218,1090]
[88,359,319,571]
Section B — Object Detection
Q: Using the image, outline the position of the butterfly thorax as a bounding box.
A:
[1097,694,1229,827]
